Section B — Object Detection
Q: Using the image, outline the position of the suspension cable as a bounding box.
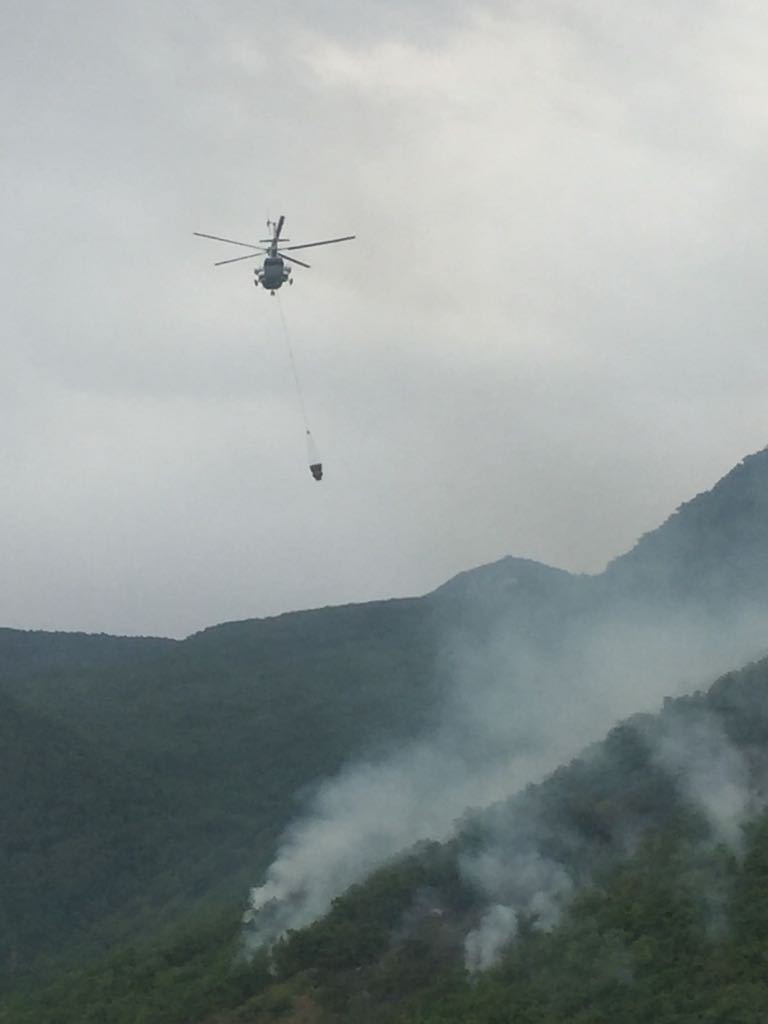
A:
[276,292,309,433]
[275,292,323,480]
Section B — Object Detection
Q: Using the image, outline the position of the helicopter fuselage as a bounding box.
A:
[257,255,291,291]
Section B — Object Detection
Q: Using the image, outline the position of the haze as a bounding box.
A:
[3,0,768,637]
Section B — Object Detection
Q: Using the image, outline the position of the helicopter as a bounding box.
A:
[194,215,355,294]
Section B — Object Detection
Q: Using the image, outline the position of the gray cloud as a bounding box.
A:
[3,1,768,635]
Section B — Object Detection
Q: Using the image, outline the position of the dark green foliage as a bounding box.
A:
[0,907,271,1024]
[0,600,443,984]
[247,824,768,1024]
[0,556,584,988]
[397,824,768,1024]
[8,656,768,1021]
[258,655,768,1023]
[272,843,469,980]
[0,628,174,677]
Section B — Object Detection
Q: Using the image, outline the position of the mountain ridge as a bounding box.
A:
[6,443,768,648]
[3,443,768,989]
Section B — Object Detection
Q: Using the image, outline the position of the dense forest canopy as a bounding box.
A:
[7,655,768,1023]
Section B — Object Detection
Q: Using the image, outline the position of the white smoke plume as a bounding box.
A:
[457,697,766,972]
[461,846,573,972]
[244,731,554,945]
[647,708,758,854]
[464,905,517,974]
[244,594,768,958]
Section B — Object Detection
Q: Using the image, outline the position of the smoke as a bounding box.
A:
[646,708,757,854]
[244,727,554,947]
[244,589,768,961]
[457,699,766,971]
[464,905,517,974]
[461,845,573,972]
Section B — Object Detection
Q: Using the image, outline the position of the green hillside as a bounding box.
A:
[604,446,768,606]
[0,683,258,985]
[3,446,768,1000]
[7,655,768,1023]
[0,598,447,983]
[0,628,174,675]
[0,557,586,983]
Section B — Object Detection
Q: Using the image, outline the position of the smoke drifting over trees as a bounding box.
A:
[245,450,768,962]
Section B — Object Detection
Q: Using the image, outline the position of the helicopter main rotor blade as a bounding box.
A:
[194,231,265,250]
[279,253,311,268]
[214,252,262,266]
[279,235,355,252]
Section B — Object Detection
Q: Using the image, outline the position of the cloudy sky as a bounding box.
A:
[3,0,768,637]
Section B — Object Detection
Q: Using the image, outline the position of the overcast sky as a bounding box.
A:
[3,0,768,637]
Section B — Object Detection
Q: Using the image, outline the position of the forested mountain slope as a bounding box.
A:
[3,446,768,988]
[0,627,173,676]
[604,445,768,605]
[9,653,768,1023]
[0,599,446,981]
[0,688,179,973]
